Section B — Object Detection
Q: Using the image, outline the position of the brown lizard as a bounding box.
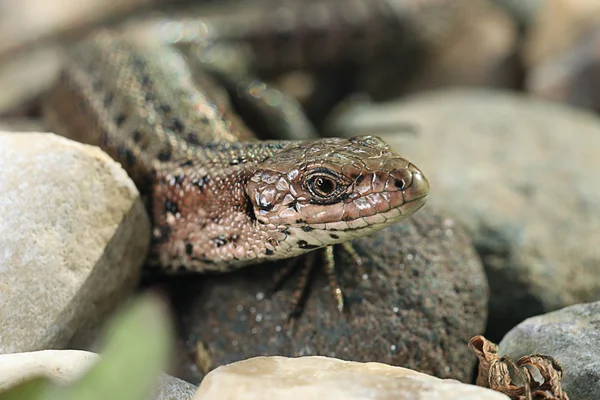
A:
[42,2,430,311]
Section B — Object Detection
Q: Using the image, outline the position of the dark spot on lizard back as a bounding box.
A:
[329,233,339,239]
[187,132,201,145]
[168,117,185,134]
[152,225,171,244]
[145,92,156,103]
[296,219,304,223]
[192,176,209,191]
[297,240,318,249]
[245,196,257,222]
[265,249,274,256]
[180,159,194,167]
[173,173,185,186]
[118,145,136,167]
[158,146,172,162]
[214,235,227,248]
[159,104,172,113]
[140,75,151,87]
[115,113,127,127]
[229,156,246,166]
[355,175,364,184]
[200,115,210,125]
[164,199,179,215]
[301,225,314,232]
[185,241,194,256]
[132,130,142,143]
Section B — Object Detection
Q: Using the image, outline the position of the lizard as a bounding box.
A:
[41,0,430,313]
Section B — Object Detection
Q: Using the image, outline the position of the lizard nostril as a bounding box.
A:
[394,178,406,190]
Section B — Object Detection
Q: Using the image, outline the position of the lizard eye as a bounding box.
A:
[304,169,349,203]
[310,176,337,197]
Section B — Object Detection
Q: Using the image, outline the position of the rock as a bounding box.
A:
[525,25,600,113]
[160,209,488,384]
[0,350,197,400]
[522,0,600,111]
[193,356,509,400]
[0,47,61,115]
[0,0,147,57]
[499,301,600,400]
[491,0,543,28]
[0,118,45,132]
[0,350,99,390]
[523,0,600,68]
[154,374,198,400]
[403,0,519,94]
[326,88,600,340]
[290,0,517,122]
[0,132,150,353]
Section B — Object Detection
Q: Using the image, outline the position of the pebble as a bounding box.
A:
[193,356,509,400]
[0,350,197,400]
[0,132,150,352]
[499,301,600,400]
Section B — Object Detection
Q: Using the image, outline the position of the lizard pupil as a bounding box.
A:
[314,177,336,196]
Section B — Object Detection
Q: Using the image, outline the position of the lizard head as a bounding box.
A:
[246,135,429,258]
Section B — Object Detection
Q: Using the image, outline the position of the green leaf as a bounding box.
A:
[0,294,173,400]
[48,293,174,400]
[0,378,52,400]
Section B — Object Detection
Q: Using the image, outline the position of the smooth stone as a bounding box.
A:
[499,301,600,400]
[159,210,488,384]
[0,132,150,352]
[194,356,509,400]
[0,350,98,390]
[0,350,197,399]
[326,88,600,340]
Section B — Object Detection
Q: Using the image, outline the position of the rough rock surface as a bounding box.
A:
[193,356,509,400]
[327,88,600,340]
[160,210,488,384]
[499,301,600,400]
[0,132,150,353]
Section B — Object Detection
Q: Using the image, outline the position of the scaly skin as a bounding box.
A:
[43,29,430,273]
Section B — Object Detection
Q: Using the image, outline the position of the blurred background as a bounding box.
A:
[2,0,600,390]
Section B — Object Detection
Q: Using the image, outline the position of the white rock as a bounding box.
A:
[194,356,509,400]
[0,132,150,352]
[0,350,197,400]
[0,350,99,390]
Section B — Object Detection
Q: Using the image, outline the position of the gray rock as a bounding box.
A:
[154,373,197,400]
[498,301,600,400]
[491,0,543,27]
[166,210,488,384]
[0,132,150,352]
[326,88,600,339]
[194,356,509,400]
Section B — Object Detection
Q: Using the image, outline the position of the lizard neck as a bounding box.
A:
[148,142,295,272]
